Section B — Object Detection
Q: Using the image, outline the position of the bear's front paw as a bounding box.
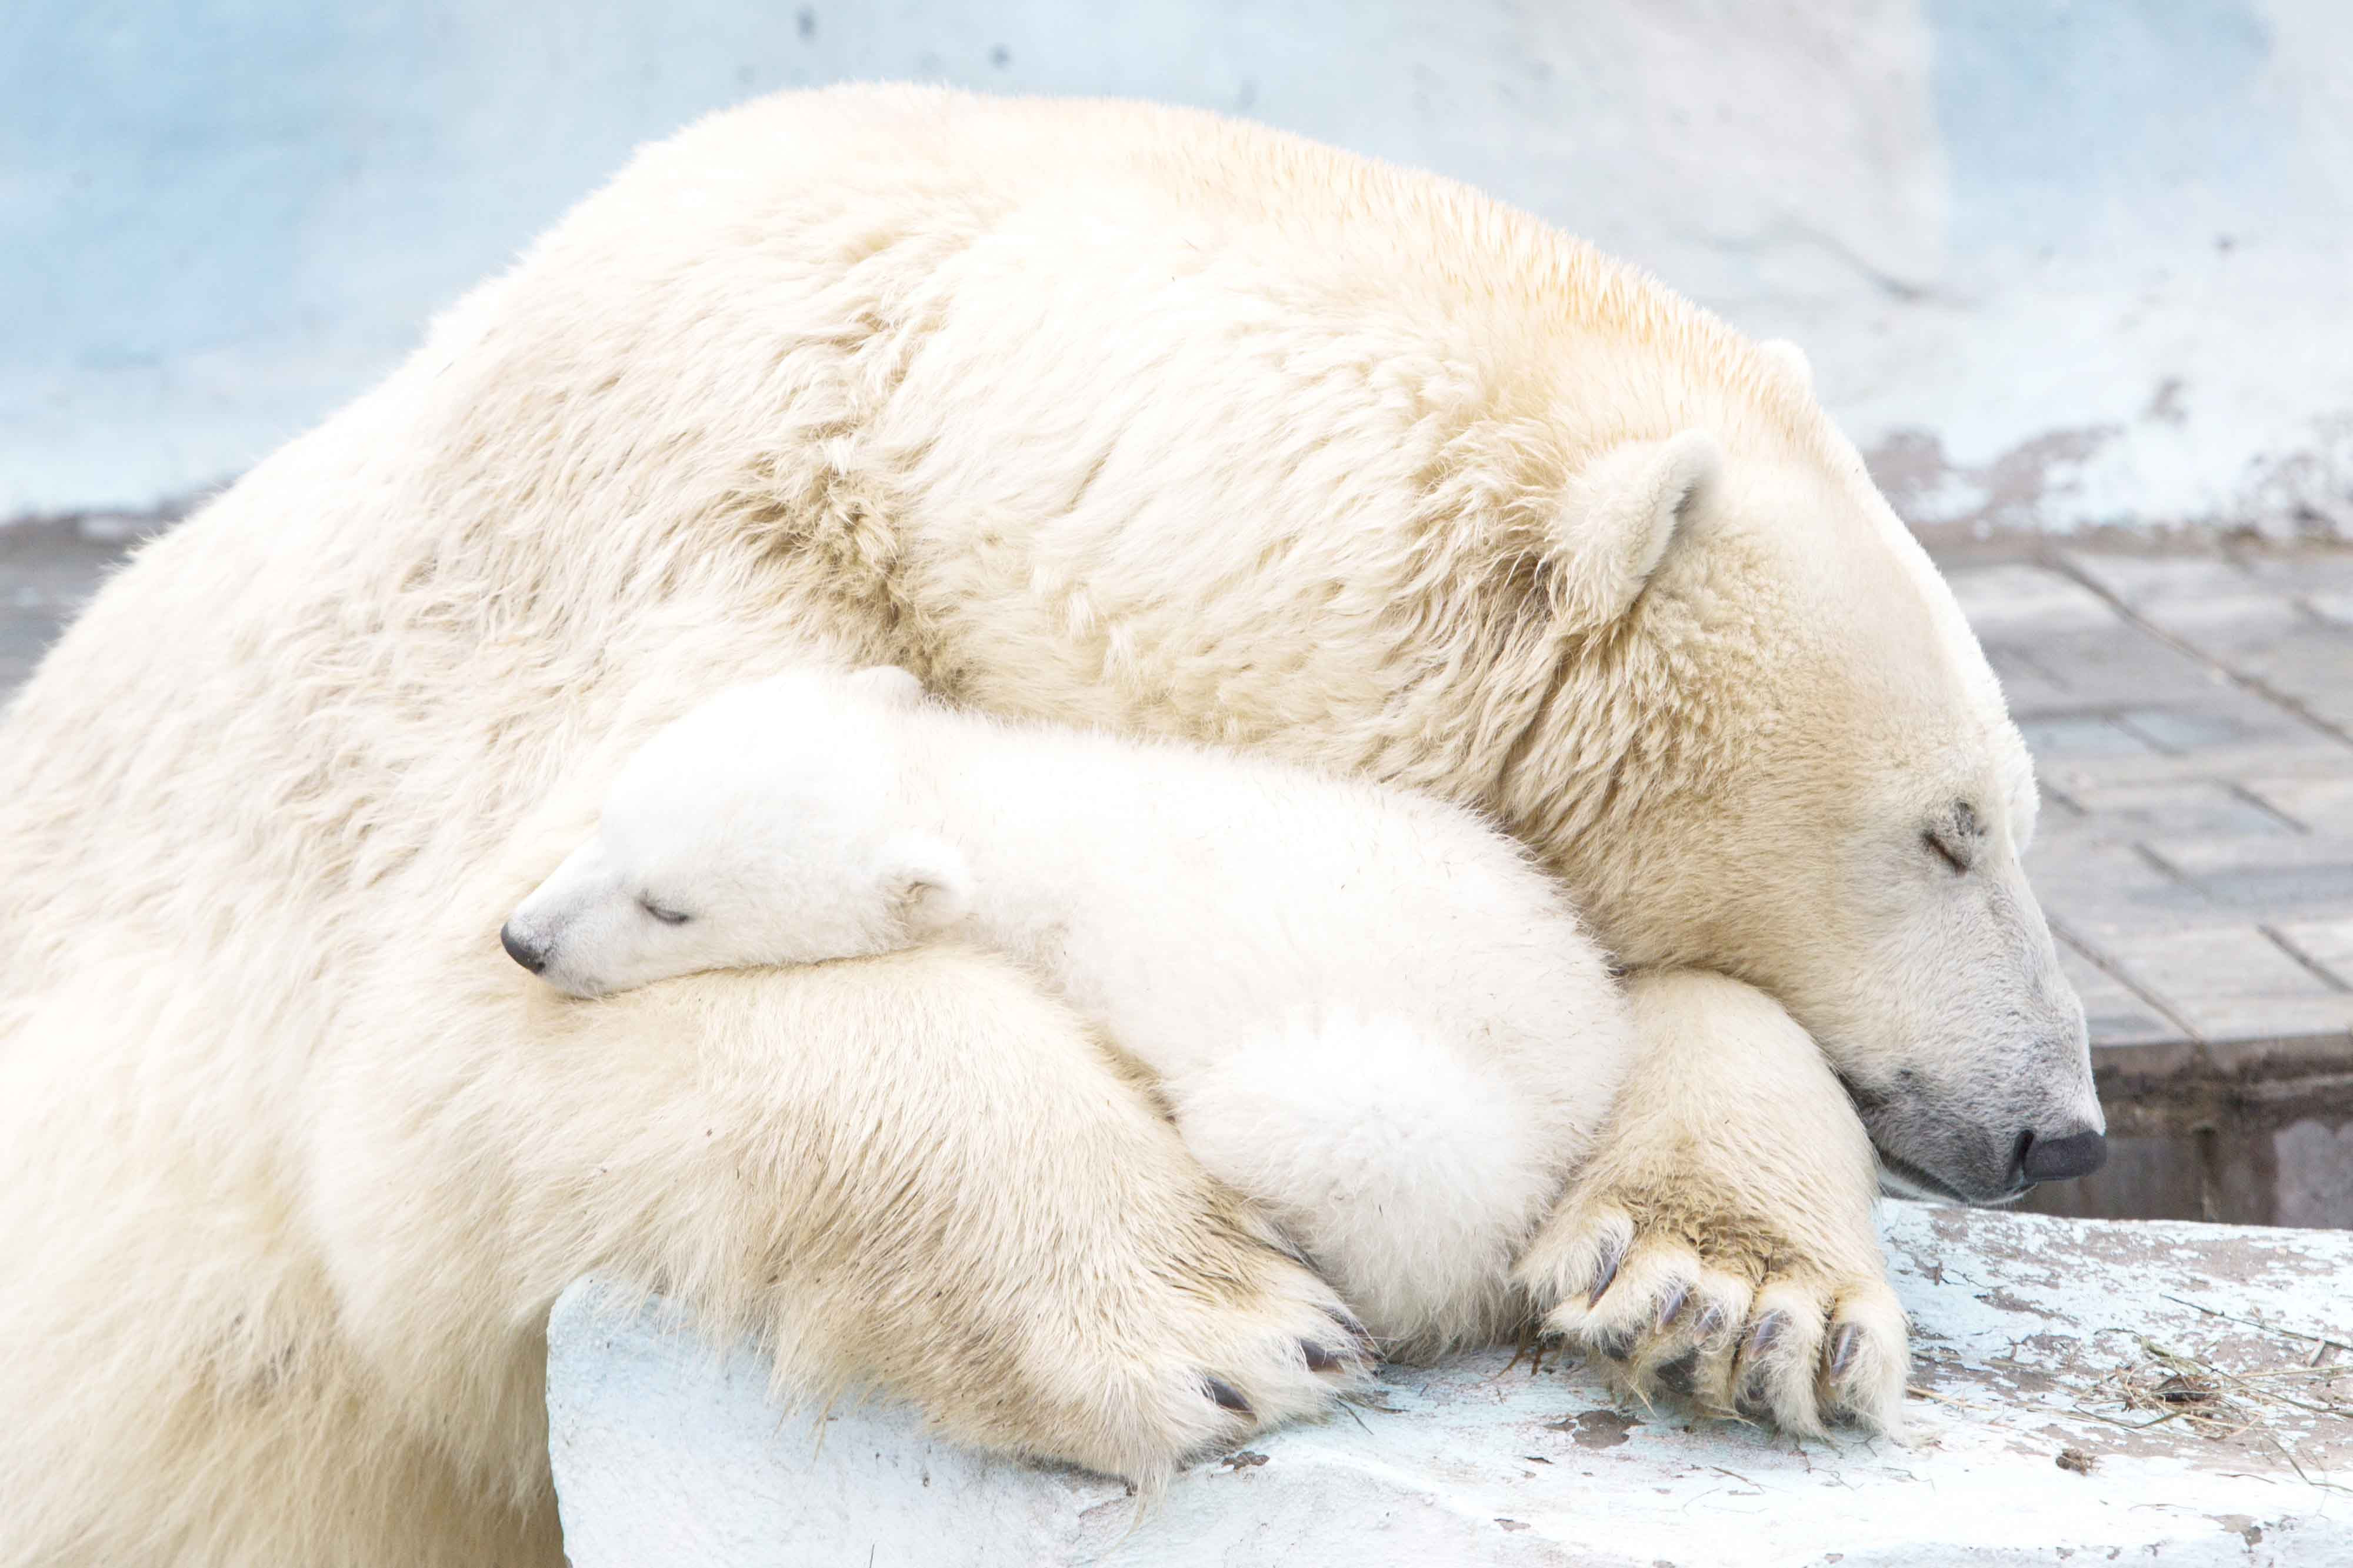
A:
[1513,1189,1907,1438]
[1030,1203,1378,1484]
[1509,970,1910,1440]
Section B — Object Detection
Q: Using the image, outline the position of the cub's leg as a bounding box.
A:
[1164,1012,1562,1357]
[1512,971,1909,1436]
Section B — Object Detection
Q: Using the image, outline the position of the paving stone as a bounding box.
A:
[2015,712,2158,758]
[2042,778,2294,840]
[2145,836,2353,915]
[1941,562,2120,634]
[2053,938,2179,1047]
[1980,643,2074,712]
[2234,549,2353,595]
[2099,924,2352,1043]
[2039,740,2353,792]
[1996,623,2226,707]
[2277,918,2353,989]
[2029,838,2232,935]
[2228,630,2353,733]
[2242,774,2353,830]
[2059,552,2295,628]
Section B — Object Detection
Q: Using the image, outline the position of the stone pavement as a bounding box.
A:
[1938,546,2353,1225]
[1940,548,2353,1060]
[3,517,2349,1217]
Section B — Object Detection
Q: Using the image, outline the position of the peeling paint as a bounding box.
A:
[548,1202,2353,1565]
[1868,426,2124,535]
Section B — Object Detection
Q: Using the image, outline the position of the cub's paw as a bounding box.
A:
[1514,1191,1907,1437]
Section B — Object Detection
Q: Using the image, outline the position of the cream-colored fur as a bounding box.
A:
[1515,971,1911,1436]
[506,665,1632,1353]
[0,86,2088,1564]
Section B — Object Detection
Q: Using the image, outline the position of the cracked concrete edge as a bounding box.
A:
[545,1202,2353,1567]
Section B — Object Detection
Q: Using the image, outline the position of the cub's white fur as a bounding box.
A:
[508,665,1632,1352]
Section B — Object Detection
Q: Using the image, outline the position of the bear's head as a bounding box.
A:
[1492,378,2101,1206]
[499,666,971,997]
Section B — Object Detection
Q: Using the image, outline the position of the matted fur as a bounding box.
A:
[0,86,2081,1564]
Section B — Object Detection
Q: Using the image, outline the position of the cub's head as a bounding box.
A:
[499,666,969,997]
[1500,367,2102,1206]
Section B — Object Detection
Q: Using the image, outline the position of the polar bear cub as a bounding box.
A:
[504,666,1633,1351]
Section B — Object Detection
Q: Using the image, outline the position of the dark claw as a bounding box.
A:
[1744,1310,1786,1363]
[1304,1340,1342,1373]
[1655,1351,1700,1397]
[1205,1378,1253,1416]
[1587,1236,1626,1305]
[1655,1283,1691,1330]
[1695,1303,1730,1344]
[1325,1304,1375,1353]
[1735,1383,1772,1422]
[1829,1323,1861,1380]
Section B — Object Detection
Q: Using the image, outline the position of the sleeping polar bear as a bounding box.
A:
[501,663,1641,1358]
[0,86,2102,1567]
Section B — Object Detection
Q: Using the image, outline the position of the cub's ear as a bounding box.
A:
[848,665,926,707]
[1548,429,1720,629]
[876,835,972,935]
[1757,338,1812,396]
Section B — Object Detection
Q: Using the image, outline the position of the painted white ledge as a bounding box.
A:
[548,1203,2353,1566]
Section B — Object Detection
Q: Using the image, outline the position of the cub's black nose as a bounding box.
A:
[2018,1127,2107,1185]
[500,922,548,975]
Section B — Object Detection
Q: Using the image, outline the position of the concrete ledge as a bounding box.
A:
[547,1203,2353,1566]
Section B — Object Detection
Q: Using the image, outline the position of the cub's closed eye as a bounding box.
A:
[1922,830,1969,873]
[639,898,692,926]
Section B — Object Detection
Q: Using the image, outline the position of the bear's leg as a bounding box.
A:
[312,942,1374,1522]
[1511,970,1909,1438]
[1161,1012,1556,1358]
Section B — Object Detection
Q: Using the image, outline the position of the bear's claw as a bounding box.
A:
[1204,1377,1254,1415]
[1515,1195,1909,1442]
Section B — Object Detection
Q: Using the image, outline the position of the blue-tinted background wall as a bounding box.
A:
[6,1,2349,533]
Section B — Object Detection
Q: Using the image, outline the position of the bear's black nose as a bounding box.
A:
[2017,1127,2107,1185]
[501,922,549,975]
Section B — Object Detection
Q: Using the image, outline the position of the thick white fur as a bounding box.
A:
[0,87,2082,1564]
[510,666,1632,1352]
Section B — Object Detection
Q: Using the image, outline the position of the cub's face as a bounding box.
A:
[499,668,968,998]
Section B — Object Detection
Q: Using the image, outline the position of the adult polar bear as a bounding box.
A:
[0,87,2099,1565]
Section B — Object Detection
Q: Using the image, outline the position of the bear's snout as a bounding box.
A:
[500,921,550,975]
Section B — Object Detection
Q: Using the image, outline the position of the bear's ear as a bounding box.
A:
[876,835,972,935]
[1547,430,1720,630]
[1757,338,1812,396]
[848,666,926,707]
